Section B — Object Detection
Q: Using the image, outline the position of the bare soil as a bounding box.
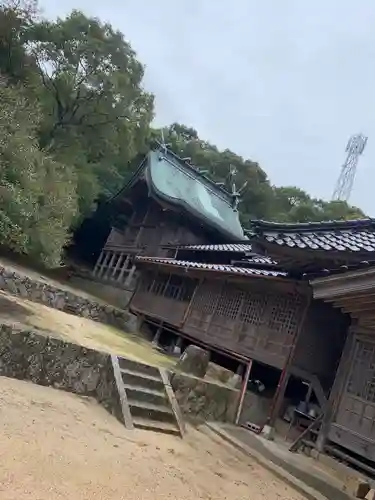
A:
[0,290,174,369]
[0,377,305,500]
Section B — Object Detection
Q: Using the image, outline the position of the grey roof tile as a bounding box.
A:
[252,219,375,254]
[174,243,254,252]
[135,256,287,278]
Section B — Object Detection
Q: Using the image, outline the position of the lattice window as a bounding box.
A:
[347,340,375,402]
[240,292,267,326]
[139,272,155,292]
[180,278,198,302]
[151,273,169,296]
[267,293,304,337]
[192,281,220,315]
[215,287,244,320]
[164,275,183,300]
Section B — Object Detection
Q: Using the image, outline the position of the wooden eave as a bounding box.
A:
[136,259,309,294]
[311,267,375,325]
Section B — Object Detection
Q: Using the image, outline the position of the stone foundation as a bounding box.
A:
[171,372,240,423]
[239,391,273,426]
[0,325,240,426]
[69,276,134,311]
[0,265,135,332]
[0,324,124,422]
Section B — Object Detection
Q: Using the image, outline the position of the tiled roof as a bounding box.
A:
[135,256,287,278]
[251,218,375,254]
[243,256,278,265]
[176,243,253,252]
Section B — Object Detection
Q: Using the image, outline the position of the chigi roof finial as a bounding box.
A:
[227,164,248,210]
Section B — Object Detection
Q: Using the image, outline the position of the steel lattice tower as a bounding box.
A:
[332,134,368,202]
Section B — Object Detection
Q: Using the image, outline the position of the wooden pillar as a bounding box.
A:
[92,250,104,277]
[111,252,124,279]
[152,325,163,347]
[235,359,253,425]
[118,255,130,283]
[104,252,117,280]
[267,369,290,428]
[124,264,136,287]
[236,364,245,377]
[97,251,111,278]
[171,335,183,355]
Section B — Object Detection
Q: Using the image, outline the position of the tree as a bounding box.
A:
[0,81,77,266]
[0,0,38,84]
[24,10,154,214]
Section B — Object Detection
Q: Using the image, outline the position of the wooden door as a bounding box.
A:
[331,335,375,460]
[209,286,244,349]
[184,281,222,340]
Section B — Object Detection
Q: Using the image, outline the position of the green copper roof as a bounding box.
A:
[146,150,245,240]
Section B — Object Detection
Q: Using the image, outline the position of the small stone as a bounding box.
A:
[365,489,375,500]
[175,345,210,378]
[5,279,18,294]
[261,425,275,441]
[0,274,6,290]
[17,282,28,297]
[355,481,371,499]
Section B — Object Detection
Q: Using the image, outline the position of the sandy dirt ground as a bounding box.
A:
[0,290,174,369]
[0,377,306,500]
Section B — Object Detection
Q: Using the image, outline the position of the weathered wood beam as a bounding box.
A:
[111,252,124,278]
[330,292,375,304]
[235,359,253,425]
[342,304,375,314]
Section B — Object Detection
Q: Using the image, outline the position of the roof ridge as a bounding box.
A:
[152,141,234,202]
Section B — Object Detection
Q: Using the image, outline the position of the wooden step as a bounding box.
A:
[123,383,168,406]
[118,357,160,378]
[127,399,176,423]
[120,369,165,391]
[132,416,180,436]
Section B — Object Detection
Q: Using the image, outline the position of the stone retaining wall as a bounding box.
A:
[171,372,239,423]
[0,325,239,426]
[0,325,123,421]
[0,265,135,332]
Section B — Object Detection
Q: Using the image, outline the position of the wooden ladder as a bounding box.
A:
[111,355,185,437]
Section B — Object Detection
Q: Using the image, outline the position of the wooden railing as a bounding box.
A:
[92,249,135,285]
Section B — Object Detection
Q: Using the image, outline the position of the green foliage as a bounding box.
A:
[0,0,38,84]
[0,2,154,265]
[271,186,365,223]
[0,82,77,266]
[25,9,154,213]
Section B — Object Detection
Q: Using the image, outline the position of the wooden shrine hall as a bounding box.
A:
[92,143,245,288]
[90,143,375,469]
[129,240,347,434]
[129,218,375,468]
[251,218,375,467]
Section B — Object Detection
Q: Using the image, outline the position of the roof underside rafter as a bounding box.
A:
[312,267,375,325]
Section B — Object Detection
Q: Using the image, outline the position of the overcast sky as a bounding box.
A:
[39,0,375,214]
